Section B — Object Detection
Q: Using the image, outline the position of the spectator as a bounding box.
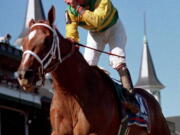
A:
[0,34,11,44]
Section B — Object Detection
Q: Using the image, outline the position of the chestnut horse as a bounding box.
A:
[17,6,170,135]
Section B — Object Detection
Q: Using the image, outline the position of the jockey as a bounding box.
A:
[64,0,139,113]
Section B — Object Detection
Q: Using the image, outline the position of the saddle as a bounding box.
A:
[113,81,151,135]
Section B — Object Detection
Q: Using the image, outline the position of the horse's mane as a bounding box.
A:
[90,66,113,84]
[91,65,121,112]
[91,66,120,92]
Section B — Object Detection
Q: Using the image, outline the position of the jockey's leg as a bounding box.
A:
[109,52,139,114]
[108,20,139,114]
[84,31,106,65]
[116,63,139,114]
[117,63,133,93]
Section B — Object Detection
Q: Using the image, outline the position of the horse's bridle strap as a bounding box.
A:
[23,23,61,74]
[30,23,56,34]
[23,50,43,66]
[23,23,75,75]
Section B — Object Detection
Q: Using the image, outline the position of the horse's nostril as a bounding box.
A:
[24,70,34,79]
[17,70,34,79]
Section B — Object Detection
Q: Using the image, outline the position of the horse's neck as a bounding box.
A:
[51,37,90,94]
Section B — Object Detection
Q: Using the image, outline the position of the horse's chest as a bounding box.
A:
[50,95,91,135]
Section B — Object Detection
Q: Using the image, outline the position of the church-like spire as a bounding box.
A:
[14,0,46,45]
[135,13,164,91]
[143,12,148,45]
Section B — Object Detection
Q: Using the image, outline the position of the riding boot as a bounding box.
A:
[117,64,139,114]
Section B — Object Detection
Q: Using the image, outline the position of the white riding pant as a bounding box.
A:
[83,19,127,69]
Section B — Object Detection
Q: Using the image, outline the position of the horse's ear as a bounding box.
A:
[29,19,35,27]
[48,6,56,25]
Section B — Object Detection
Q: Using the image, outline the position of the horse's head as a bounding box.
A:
[17,6,62,92]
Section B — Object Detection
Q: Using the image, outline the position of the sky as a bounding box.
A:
[0,0,180,117]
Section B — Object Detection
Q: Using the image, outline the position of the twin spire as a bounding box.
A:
[135,13,164,91]
[15,0,45,45]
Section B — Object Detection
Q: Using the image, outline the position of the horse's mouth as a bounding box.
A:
[18,78,37,92]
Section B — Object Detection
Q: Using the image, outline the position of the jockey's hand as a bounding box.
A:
[65,0,86,15]
[70,4,86,15]
[66,38,80,49]
[76,5,86,15]
[64,0,78,8]
[67,38,78,44]
[70,3,78,9]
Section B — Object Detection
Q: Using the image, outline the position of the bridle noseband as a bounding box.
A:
[22,23,75,86]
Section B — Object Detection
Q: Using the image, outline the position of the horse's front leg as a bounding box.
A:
[50,108,73,135]
[50,108,61,135]
[50,93,59,135]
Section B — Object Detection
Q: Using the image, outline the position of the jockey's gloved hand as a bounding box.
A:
[66,38,78,44]
[66,38,80,50]
[75,5,86,15]
[64,0,78,8]
[64,0,87,15]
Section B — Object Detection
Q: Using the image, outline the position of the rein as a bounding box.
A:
[75,43,125,58]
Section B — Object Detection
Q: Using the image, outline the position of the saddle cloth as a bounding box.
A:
[113,82,151,134]
[127,93,151,134]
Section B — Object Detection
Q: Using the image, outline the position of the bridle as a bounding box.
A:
[22,23,75,86]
